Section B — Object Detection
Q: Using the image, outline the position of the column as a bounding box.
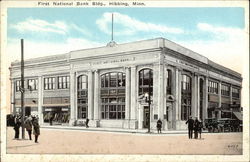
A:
[218,82,222,119]
[191,74,198,118]
[229,85,233,105]
[130,66,137,120]
[178,69,182,120]
[197,76,200,119]
[38,76,43,125]
[125,67,131,120]
[93,70,100,121]
[69,71,76,125]
[88,70,94,120]
[174,68,180,121]
[203,77,208,119]
[158,63,164,120]
[11,80,15,114]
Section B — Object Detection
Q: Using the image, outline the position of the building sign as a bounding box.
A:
[91,57,136,65]
[178,60,199,70]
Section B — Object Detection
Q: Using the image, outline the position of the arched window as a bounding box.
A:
[77,75,88,119]
[138,68,153,96]
[181,74,192,121]
[100,72,126,120]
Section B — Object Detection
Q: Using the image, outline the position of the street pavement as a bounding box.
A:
[6,126,242,154]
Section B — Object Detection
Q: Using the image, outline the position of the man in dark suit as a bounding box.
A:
[186,116,194,139]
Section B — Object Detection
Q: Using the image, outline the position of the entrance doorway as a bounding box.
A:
[143,106,149,128]
[25,107,31,116]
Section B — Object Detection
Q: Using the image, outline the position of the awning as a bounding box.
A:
[233,112,243,120]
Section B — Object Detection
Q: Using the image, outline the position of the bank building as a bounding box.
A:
[9,38,242,130]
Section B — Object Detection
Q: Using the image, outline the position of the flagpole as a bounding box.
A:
[111,13,114,41]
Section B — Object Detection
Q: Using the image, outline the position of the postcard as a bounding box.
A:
[1,0,249,162]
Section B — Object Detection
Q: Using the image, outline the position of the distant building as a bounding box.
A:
[9,38,242,130]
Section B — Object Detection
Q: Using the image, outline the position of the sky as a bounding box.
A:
[7,7,247,73]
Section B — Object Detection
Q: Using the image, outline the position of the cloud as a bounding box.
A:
[177,23,247,74]
[96,12,184,36]
[7,38,103,63]
[11,18,68,34]
[10,18,92,37]
[197,22,244,41]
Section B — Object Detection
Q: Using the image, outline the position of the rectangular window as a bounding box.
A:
[27,79,38,91]
[16,80,21,92]
[232,87,240,98]
[221,84,230,96]
[208,80,218,94]
[44,77,55,90]
[58,76,69,89]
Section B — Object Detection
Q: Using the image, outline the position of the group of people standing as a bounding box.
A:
[13,115,40,143]
[186,116,203,139]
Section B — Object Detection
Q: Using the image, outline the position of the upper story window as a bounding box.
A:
[232,87,240,98]
[44,77,55,90]
[208,80,218,94]
[181,74,191,91]
[139,68,153,96]
[16,80,21,92]
[27,79,38,91]
[221,84,230,96]
[78,75,88,90]
[101,72,125,88]
[58,76,70,89]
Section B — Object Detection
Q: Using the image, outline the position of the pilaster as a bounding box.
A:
[69,71,76,125]
[203,77,209,119]
[125,67,131,120]
[130,66,137,120]
[88,70,94,120]
[229,85,233,104]
[157,62,164,120]
[38,76,43,125]
[191,74,198,118]
[197,76,200,119]
[93,70,100,121]
[218,81,222,119]
[178,69,182,120]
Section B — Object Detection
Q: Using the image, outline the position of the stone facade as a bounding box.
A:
[9,38,242,130]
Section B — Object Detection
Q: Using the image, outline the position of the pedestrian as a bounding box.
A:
[156,118,162,133]
[185,116,194,139]
[13,115,21,140]
[194,117,199,139]
[85,118,89,128]
[32,117,40,143]
[49,113,54,126]
[198,121,203,139]
[24,115,33,140]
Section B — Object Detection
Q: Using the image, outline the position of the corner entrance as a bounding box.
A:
[143,106,149,128]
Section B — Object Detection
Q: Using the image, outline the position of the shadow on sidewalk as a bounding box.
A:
[7,143,38,149]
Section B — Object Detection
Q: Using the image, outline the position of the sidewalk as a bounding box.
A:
[41,124,208,135]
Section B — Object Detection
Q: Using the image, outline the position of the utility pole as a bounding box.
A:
[21,39,25,139]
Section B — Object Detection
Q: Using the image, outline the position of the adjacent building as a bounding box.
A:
[9,38,242,130]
